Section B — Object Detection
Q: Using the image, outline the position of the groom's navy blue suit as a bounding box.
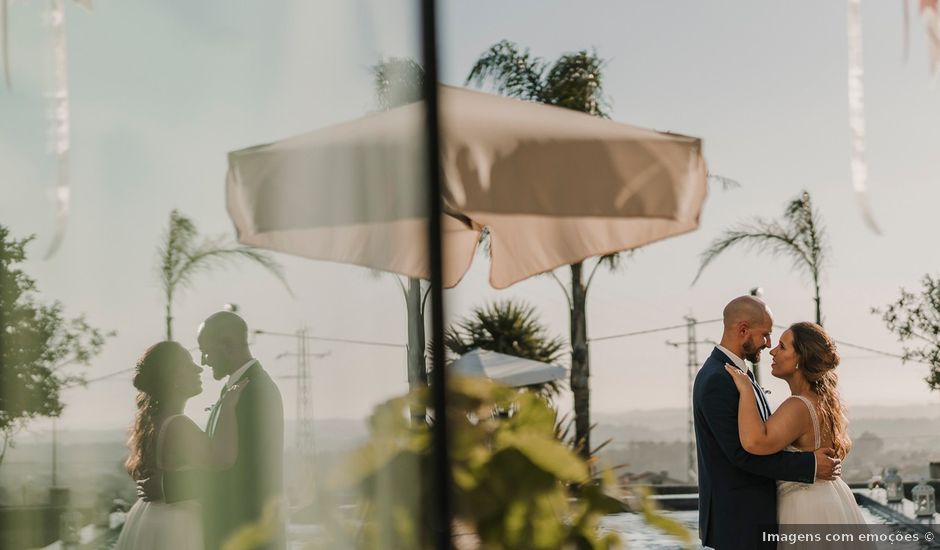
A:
[693,347,815,549]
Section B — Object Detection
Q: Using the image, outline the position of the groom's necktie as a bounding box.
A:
[746,369,771,422]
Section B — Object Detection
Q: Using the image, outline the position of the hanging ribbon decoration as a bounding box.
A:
[847,0,882,234]
[46,0,95,258]
[1,0,91,257]
[2,0,10,89]
[44,0,71,258]
[922,0,940,75]
[905,1,940,74]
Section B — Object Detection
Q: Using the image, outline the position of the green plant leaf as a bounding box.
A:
[496,431,588,483]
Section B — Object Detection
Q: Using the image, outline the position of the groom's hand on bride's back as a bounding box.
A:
[814,448,842,481]
[136,474,163,502]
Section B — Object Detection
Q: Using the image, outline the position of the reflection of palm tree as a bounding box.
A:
[466,40,615,457]
[157,209,290,339]
[443,300,565,396]
[694,190,829,325]
[372,56,424,111]
[372,57,431,389]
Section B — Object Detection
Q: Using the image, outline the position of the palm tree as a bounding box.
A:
[694,190,829,325]
[372,56,425,111]
[157,209,291,340]
[371,57,432,389]
[466,40,616,457]
[443,299,565,397]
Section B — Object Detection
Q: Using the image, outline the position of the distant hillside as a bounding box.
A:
[593,404,940,444]
[2,405,934,497]
[594,404,940,484]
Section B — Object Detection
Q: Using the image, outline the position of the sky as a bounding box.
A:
[1,0,939,442]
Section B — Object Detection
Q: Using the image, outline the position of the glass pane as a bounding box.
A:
[0,1,437,549]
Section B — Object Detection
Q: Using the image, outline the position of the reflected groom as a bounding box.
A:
[193,311,285,550]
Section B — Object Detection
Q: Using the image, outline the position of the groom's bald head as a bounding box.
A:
[197,311,252,379]
[199,311,249,343]
[720,296,774,363]
[723,296,772,330]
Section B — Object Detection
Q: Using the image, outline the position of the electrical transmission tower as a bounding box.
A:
[276,327,330,505]
[296,327,312,464]
[666,315,714,483]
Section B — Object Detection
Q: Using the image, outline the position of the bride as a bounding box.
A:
[725,322,866,532]
[115,341,246,550]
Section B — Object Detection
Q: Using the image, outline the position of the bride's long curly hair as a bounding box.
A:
[125,341,182,480]
[789,322,852,459]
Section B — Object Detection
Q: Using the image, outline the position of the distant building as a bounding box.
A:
[619,470,685,486]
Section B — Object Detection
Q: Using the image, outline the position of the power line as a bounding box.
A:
[67,321,932,387]
[589,319,723,342]
[254,329,405,349]
[771,324,924,364]
[59,367,136,388]
[832,340,910,362]
[591,318,922,367]
[73,331,402,388]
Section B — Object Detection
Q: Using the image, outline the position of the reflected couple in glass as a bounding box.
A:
[117,311,285,550]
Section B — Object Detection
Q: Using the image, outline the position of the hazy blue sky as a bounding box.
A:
[2,1,939,439]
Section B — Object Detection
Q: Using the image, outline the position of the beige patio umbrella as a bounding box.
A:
[225,85,707,290]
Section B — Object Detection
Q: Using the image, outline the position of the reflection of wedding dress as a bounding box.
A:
[115,415,204,550]
[776,396,866,548]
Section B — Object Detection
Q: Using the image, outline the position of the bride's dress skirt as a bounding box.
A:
[776,479,869,550]
[778,479,866,524]
[114,498,204,550]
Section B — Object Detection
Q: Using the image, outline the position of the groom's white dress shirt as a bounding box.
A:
[226,358,257,389]
[716,345,771,421]
[208,358,257,435]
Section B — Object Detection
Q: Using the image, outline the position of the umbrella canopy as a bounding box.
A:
[450,349,566,388]
[226,85,707,289]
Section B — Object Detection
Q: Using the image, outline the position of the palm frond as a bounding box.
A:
[585,250,635,294]
[172,243,292,298]
[706,173,742,190]
[465,40,546,102]
[693,222,811,284]
[157,209,198,296]
[591,437,613,456]
[596,252,623,272]
[371,57,425,111]
[443,299,566,366]
[477,227,492,259]
[783,190,828,278]
[543,49,611,117]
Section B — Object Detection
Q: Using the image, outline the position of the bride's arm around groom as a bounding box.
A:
[160,381,248,471]
[697,357,823,483]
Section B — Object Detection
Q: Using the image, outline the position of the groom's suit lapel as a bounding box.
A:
[708,347,771,421]
[709,346,734,367]
[207,362,262,437]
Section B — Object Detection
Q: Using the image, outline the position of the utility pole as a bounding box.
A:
[666,315,714,483]
[297,327,311,469]
[275,327,329,506]
[749,287,764,385]
[52,417,58,487]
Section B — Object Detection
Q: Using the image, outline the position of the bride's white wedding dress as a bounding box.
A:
[776,395,865,541]
[115,415,204,550]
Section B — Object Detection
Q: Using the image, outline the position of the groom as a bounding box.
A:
[693,296,841,550]
[195,311,285,550]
